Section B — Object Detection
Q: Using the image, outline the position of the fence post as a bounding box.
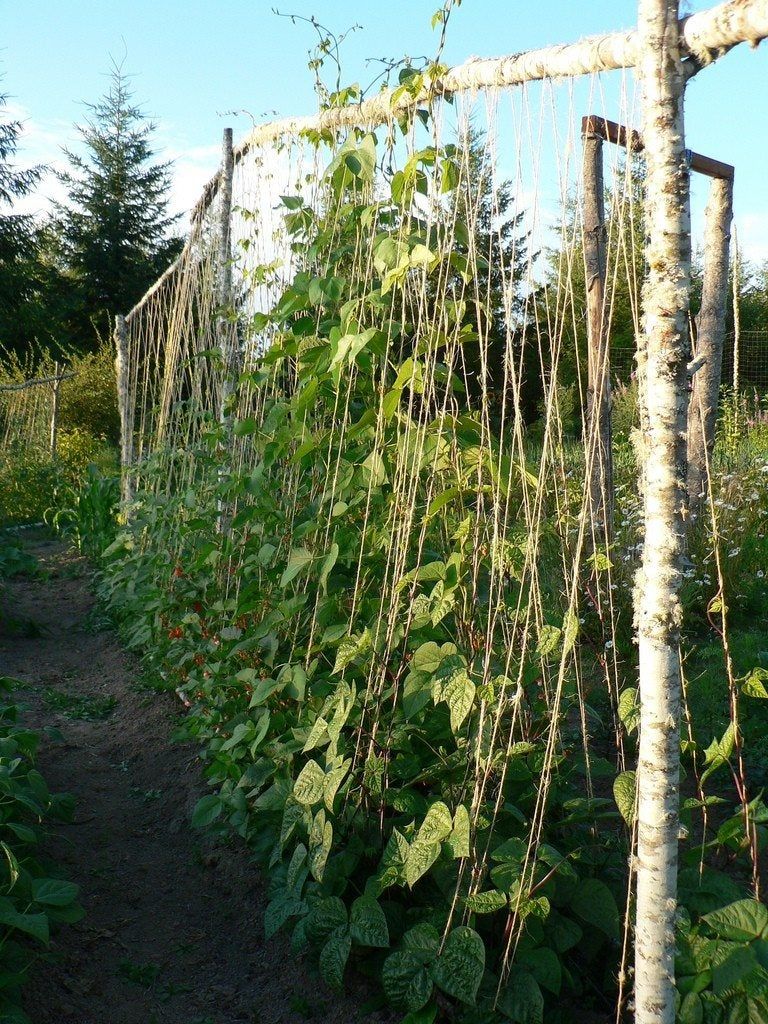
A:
[49,360,61,460]
[687,174,733,516]
[216,127,236,534]
[582,125,613,547]
[217,127,236,420]
[634,1,691,1022]
[114,314,133,506]
[732,225,741,395]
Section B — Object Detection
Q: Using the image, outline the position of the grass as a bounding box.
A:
[41,686,117,721]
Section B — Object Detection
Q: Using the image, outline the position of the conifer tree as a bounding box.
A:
[54,62,182,347]
[0,89,47,354]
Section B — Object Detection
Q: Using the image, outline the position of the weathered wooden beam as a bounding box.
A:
[581,128,613,547]
[582,114,735,180]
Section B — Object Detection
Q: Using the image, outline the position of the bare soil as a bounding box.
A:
[0,537,385,1024]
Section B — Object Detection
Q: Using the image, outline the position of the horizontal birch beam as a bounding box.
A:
[0,372,75,393]
[582,115,735,179]
[125,0,767,324]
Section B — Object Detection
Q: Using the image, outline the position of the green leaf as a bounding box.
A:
[405,802,454,887]
[402,923,441,962]
[570,878,620,941]
[498,966,544,1023]
[308,810,333,882]
[445,804,470,859]
[561,608,579,656]
[535,625,562,659]
[318,543,339,593]
[264,892,305,939]
[712,944,760,995]
[432,926,485,1005]
[0,900,49,943]
[517,947,562,996]
[350,896,389,947]
[742,668,768,699]
[191,794,224,828]
[613,770,637,827]
[704,900,768,942]
[280,547,314,587]
[438,667,475,733]
[466,889,507,914]
[618,687,640,735]
[382,951,433,1012]
[333,630,371,674]
[31,878,79,907]
[319,925,351,990]
[294,759,326,806]
[702,723,736,784]
[678,992,704,1024]
[306,896,348,945]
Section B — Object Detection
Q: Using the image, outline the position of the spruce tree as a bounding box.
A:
[54,62,182,347]
[0,89,47,354]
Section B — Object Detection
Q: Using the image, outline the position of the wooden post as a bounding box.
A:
[217,127,236,419]
[732,225,741,395]
[687,175,733,515]
[114,314,133,506]
[49,361,61,460]
[634,1,690,1021]
[582,126,613,547]
[216,128,236,534]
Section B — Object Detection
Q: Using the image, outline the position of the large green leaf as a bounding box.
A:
[432,926,485,1005]
[405,802,453,887]
[319,925,351,990]
[382,951,434,1012]
[570,879,620,941]
[191,794,224,828]
[293,759,325,806]
[31,878,79,907]
[613,771,637,827]
[498,967,544,1023]
[349,896,389,948]
[704,900,768,942]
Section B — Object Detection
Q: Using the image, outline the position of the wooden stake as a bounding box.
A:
[217,127,236,421]
[49,361,61,461]
[582,127,613,547]
[114,314,133,506]
[216,128,236,535]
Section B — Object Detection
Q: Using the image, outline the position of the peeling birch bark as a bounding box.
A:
[687,176,733,515]
[634,2,691,1022]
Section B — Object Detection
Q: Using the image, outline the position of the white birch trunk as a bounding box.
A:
[687,176,733,515]
[634,1,691,1021]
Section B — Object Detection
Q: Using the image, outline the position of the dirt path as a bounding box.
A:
[0,538,384,1024]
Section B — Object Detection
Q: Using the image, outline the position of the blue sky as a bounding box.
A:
[3,0,767,260]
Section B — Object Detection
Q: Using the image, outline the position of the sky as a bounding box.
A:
[2,0,767,261]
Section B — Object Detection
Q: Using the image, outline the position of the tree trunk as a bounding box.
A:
[582,130,613,547]
[687,175,733,516]
[634,2,691,1022]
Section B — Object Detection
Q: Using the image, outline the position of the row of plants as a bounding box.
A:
[88,120,768,1024]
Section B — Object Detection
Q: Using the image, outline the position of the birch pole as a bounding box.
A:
[216,128,236,534]
[114,314,133,506]
[634,1,691,1021]
[217,127,236,419]
[49,361,61,461]
[687,174,733,516]
[582,127,613,547]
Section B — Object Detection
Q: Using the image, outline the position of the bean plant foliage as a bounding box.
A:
[98,84,768,1023]
[0,677,83,1023]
